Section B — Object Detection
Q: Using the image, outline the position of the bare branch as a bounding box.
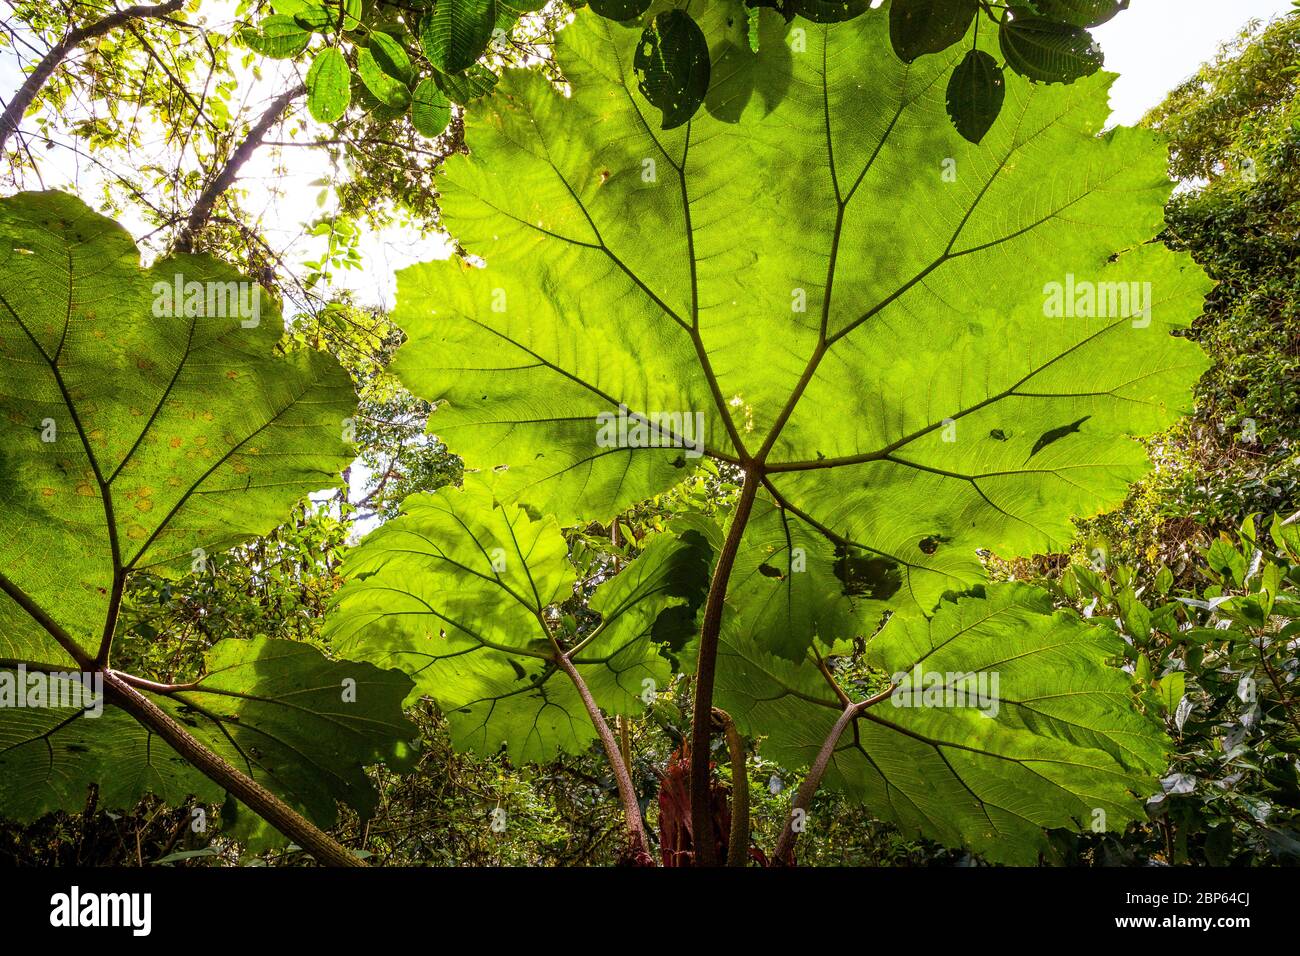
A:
[173,82,307,253]
[0,0,186,155]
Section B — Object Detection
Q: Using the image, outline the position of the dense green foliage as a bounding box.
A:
[0,0,1296,868]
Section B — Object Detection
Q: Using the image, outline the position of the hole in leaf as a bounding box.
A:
[919,535,950,555]
[1028,415,1091,460]
[833,547,902,600]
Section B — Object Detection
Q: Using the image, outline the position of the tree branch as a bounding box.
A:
[0,0,186,155]
[173,82,307,254]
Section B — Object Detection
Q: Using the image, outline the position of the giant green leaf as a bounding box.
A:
[728,496,892,660]
[0,191,357,663]
[390,6,1210,650]
[0,191,414,839]
[716,584,1168,863]
[326,477,708,761]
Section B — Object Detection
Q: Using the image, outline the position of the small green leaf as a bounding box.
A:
[1270,513,1300,559]
[411,78,452,136]
[293,4,338,31]
[421,0,497,75]
[1000,14,1104,84]
[1205,538,1246,587]
[634,9,710,130]
[1155,565,1174,595]
[1134,651,1151,683]
[434,64,499,104]
[242,14,312,59]
[368,31,414,85]
[307,48,351,122]
[889,0,978,63]
[342,0,363,31]
[1155,670,1185,713]
[358,48,412,109]
[1116,588,1151,641]
[946,48,1005,143]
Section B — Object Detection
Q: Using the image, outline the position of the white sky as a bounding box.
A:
[1095,0,1292,126]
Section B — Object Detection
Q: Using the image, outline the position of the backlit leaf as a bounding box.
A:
[307,48,351,122]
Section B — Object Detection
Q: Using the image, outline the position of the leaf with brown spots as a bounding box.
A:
[0,191,355,667]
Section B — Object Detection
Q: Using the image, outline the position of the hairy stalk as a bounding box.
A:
[690,471,760,866]
[713,708,750,867]
[771,700,859,866]
[771,682,895,864]
[102,671,363,867]
[618,715,632,771]
[0,0,185,155]
[554,652,653,864]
